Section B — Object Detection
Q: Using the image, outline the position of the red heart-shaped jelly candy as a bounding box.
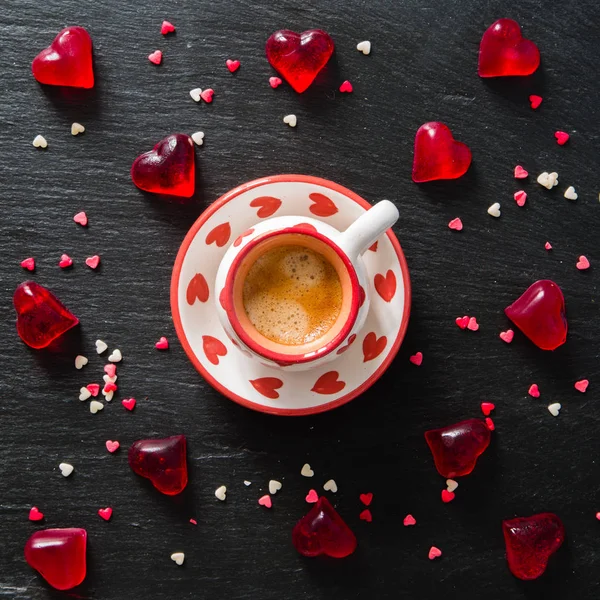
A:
[32,26,94,89]
[266,29,334,93]
[505,280,567,350]
[292,496,357,558]
[412,122,472,183]
[478,19,540,77]
[425,418,491,478]
[503,513,565,580]
[131,134,195,198]
[25,528,87,590]
[128,435,188,495]
[14,281,79,349]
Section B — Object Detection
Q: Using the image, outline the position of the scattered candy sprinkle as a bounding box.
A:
[85,255,100,269]
[409,351,423,366]
[487,202,501,217]
[268,480,282,494]
[29,507,44,521]
[564,186,578,200]
[441,489,455,503]
[499,329,514,343]
[201,89,214,103]
[189,88,202,102]
[359,509,373,522]
[170,552,185,566]
[215,485,227,501]
[258,494,272,508]
[428,546,442,560]
[514,190,527,206]
[243,480,251,486]
[356,40,371,55]
[87,383,100,397]
[59,462,74,477]
[359,493,373,506]
[576,256,590,270]
[98,507,112,521]
[32,135,47,149]
[191,131,204,146]
[155,336,169,350]
[301,463,314,477]
[529,95,542,109]
[161,21,176,35]
[148,50,163,65]
[545,242,553,251]
[446,479,458,493]
[105,440,120,453]
[59,254,73,269]
[403,514,416,526]
[20,257,35,271]
[485,417,495,431]
[554,131,569,145]
[339,80,353,93]
[528,384,540,398]
[189,519,197,525]
[71,123,85,136]
[108,349,122,363]
[548,403,561,417]
[537,171,559,189]
[456,316,469,329]
[481,402,495,416]
[305,489,318,503]
[323,479,338,493]
[226,59,240,73]
[103,382,117,393]
[96,340,108,354]
[467,317,479,331]
[104,364,117,377]
[448,217,463,231]
[574,379,589,393]
[90,400,104,414]
[73,211,88,226]
[79,387,91,401]
[122,398,136,411]
[74,355,88,369]
[283,114,297,128]
[514,165,528,179]
[269,76,282,88]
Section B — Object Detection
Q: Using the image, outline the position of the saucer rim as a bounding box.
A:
[170,174,412,416]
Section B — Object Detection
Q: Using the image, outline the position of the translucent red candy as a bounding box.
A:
[14,281,79,349]
[412,122,472,183]
[131,134,195,198]
[292,496,357,558]
[505,280,567,351]
[128,435,188,495]
[478,19,540,78]
[24,528,87,591]
[32,26,94,89]
[425,418,491,478]
[266,29,334,93]
[503,513,565,580]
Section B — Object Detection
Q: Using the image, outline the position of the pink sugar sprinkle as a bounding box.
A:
[161,21,176,35]
[148,50,163,65]
[21,257,35,271]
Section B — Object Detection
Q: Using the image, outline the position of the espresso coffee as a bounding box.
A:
[242,245,343,345]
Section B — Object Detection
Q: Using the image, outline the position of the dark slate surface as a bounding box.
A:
[1,1,599,598]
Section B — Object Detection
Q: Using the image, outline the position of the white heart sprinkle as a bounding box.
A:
[191,131,205,146]
[75,355,88,370]
[356,40,371,55]
[487,202,501,218]
[59,462,74,477]
[170,552,185,566]
[323,479,338,493]
[79,387,91,401]
[564,186,578,200]
[90,400,104,414]
[108,349,122,363]
[300,463,314,478]
[283,114,297,127]
[537,172,551,189]
[446,479,459,493]
[189,88,202,102]
[96,340,108,354]
[102,390,114,402]
[268,480,282,495]
[71,122,85,135]
[103,374,117,384]
[32,135,47,148]
[243,480,251,486]
[215,485,227,501]
[549,172,559,187]
[548,403,561,417]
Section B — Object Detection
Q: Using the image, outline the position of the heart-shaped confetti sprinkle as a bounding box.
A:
[98,507,112,521]
[103,391,114,402]
[189,88,202,102]
[456,316,469,329]
[191,131,204,146]
[485,417,495,431]
[170,552,185,566]
[73,211,88,226]
[403,514,416,526]
[103,382,117,394]
[543,241,552,251]
[448,217,463,231]
[74,355,88,369]
[189,518,197,525]
[215,485,227,501]
[548,403,561,417]
[59,254,73,268]
[148,50,162,65]
[29,507,44,521]
[103,374,117,384]
[514,165,528,179]
[441,489,455,503]
[79,387,91,401]
[105,440,120,453]
[356,41,371,55]
[537,171,559,189]
[71,122,85,136]
[323,479,338,493]
[258,494,272,508]
[86,383,100,396]
[108,349,122,363]
[301,463,314,477]
[269,76,282,88]
[481,402,495,416]
[201,88,214,103]
[554,131,569,145]
[226,59,240,73]
[283,114,297,127]
[20,257,35,271]
[576,256,590,270]
[33,135,48,149]
[155,336,169,350]
[359,509,373,522]
[339,80,353,93]
[529,95,542,109]
[564,186,577,200]
[90,400,104,414]
[467,317,479,331]
[409,351,423,366]
[528,384,540,398]
[104,363,117,377]
[161,21,175,35]
[85,255,100,269]
[428,546,442,560]
[96,339,108,354]
[446,479,459,493]
[269,480,282,495]
[513,190,527,206]
[359,493,373,506]
[59,462,74,477]
[122,398,136,411]
[499,329,514,343]
[306,489,319,503]
[487,202,501,217]
[574,379,589,393]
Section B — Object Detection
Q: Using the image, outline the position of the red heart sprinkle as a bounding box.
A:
[21,257,35,271]
[305,490,319,503]
[528,384,540,398]
[499,329,514,343]
[311,371,345,395]
[122,398,136,411]
[545,242,552,251]
[514,165,528,179]
[359,492,373,506]
[359,509,372,522]
[29,507,44,521]
[201,88,214,103]
[339,80,353,93]
[98,507,112,521]
[456,316,469,329]
[428,546,442,560]
[529,95,543,109]
[481,402,495,416]
[155,336,169,350]
[409,351,423,366]
[161,21,175,35]
[59,254,73,269]
[514,191,527,206]
[269,76,283,88]
[105,440,120,453]
[362,332,387,363]
[189,518,197,525]
[576,255,590,270]
[226,59,240,73]
[103,382,117,393]
[485,417,495,431]
[85,255,100,269]
[86,383,100,397]
[574,379,589,393]
[148,50,162,65]
[467,317,479,331]
[403,514,416,526]
[554,131,569,145]
[448,217,463,231]
[374,269,396,302]
[258,495,272,508]
[73,211,88,226]
[104,364,117,377]
[441,489,455,503]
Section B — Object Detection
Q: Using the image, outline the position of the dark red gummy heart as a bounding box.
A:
[32,26,94,89]
[412,122,472,183]
[292,496,357,558]
[14,281,79,349]
[425,418,491,478]
[505,280,567,350]
[478,19,540,77]
[503,513,565,580]
[131,134,195,198]
[266,29,334,93]
[128,435,188,495]
[25,528,87,591]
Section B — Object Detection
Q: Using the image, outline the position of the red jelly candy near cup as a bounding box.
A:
[25,528,87,591]
[503,513,565,580]
[292,496,357,558]
[505,280,567,350]
[128,435,188,495]
[131,134,195,198]
[14,281,79,349]
[425,418,491,478]
[266,29,334,93]
[32,26,94,89]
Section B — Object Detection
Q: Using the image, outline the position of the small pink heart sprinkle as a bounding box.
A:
[428,546,442,560]
[574,379,589,393]
[122,398,136,411]
[161,20,176,35]
[554,131,569,145]
[359,492,373,506]
[514,165,528,179]
[467,317,479,331]
[226,59,240,73]
[448,217,463,231]
[545,242,553,251]
[105,440,120,453]
[339,80,353,93]
[485,417,495,431]
[98,507,112,521]
[305,489,319,503]
[73,211,88,226]
[528,384,540,398]
[155,336,169,350]
[103,382,117,393]
[59,254,73,269]
[359,509,372,522]
[481,402,495,416]
[576,255,590,270]
[269,76,283,88]
[513,190,527,207]
[201,88,214,103]
[148,50,163,65]
[499,329,514,343]
[87,383,100,397]
[189,518,197,525]
[529,95,543,109]
[29,507,44,521]
[403,514,416,526]
[409,351,423,366]
[86,255,100,269]
[21,257,35,271]
[441,490,455,503]
[258,495,272,508]
[455,316,469,329]
[104,364,117,378]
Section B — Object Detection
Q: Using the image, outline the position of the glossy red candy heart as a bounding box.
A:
[505,280,567,350]
[14,281,79,349]
[25,528,87,590]
[292,496,356,558]
[32,26,94,89]
[266,29,334,93]
[412,122,472,183]
[503,513,565,580]
[131,134,195,198]
[128,435,188,495]
[425,418,491,478]
[478,19,540,77]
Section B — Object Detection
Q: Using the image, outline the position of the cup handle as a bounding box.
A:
[337,200,399,260]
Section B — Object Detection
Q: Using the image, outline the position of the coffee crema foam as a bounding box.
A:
[242,245,343,346]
